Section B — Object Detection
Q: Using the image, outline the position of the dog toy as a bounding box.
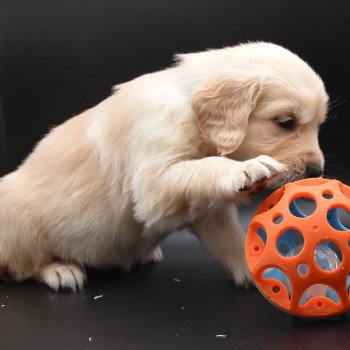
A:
[245,178,350,318]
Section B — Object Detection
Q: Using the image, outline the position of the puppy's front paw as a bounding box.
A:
[230,259,254,288]
[234,155,285,193]
[37,263,86,292]
[141,246,163,265]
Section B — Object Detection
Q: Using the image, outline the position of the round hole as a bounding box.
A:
[273,215,283,224]
[254,246,260,251]
[297,263,309,276]
[327,208,350,231]
[313,225,318,231]
[300,284,339,305]
[277,229,304,258]
[289,197,316,218]
[322,191,333,199]
[314,241,342,271]
[272,286,280,293]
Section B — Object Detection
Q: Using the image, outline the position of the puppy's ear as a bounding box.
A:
[191,77,262,155]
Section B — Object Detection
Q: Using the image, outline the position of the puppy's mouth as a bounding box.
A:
[269,156,318,189]
[244,169,307,197]
[272,168,310,188]
[240,158,316,199]
[269,175,295,190]
[242,175,278,197]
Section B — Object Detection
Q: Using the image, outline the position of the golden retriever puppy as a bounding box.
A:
[0,42,328,291]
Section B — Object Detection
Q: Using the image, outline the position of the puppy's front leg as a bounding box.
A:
[191,204,251,286]
[133,155,284,229]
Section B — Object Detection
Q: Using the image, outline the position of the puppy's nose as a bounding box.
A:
[305,164,323,178]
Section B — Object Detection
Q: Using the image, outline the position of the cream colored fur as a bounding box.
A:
[0,42,328,290]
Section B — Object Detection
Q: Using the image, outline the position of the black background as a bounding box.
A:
[1,1,350,350]
[0,0,349,178]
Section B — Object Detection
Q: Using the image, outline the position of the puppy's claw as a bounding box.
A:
[256,176,268,184]
[239,185,252,192]
[141,246,163,265]
[37,263,86,292]
[234,155,285,195]
[239,279,252,290]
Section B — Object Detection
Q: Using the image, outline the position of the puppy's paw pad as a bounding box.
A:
[141,247,163,264]
[39,263,86,292]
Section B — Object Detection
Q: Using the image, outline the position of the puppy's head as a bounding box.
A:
[190,42,328,184]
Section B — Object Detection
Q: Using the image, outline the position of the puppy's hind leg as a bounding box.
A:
[35,262,87,292]
[3,243,86,291]
[0,227,86,291]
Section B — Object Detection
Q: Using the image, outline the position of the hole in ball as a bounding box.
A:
[273,215,283,224]
[322,191,333,199]
[263,268,291,299]
[327,208,350,231]
[297,263,309,276]
[257,226,267,245]
[314,241,342,271]
[272,286,280,293]
[289,197,316,218]
[277,229,304,258]
[300,285,339,305]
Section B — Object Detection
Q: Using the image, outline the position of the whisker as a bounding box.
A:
[328,97,340,107]
[324,165,340,172]
[328,98,346,111]
[325,164,342,170]
[324,165,340,173]
[323,170,339,178]
[326,115,338,120]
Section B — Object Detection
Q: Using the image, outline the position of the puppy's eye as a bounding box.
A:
[274,115,296,130]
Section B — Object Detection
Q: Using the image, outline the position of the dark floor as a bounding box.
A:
[1,199,350,350]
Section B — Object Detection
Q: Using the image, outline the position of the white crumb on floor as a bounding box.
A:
[215,334,227,338]
[1,305,5,308]
[173,278,181,282]
[89,337,93,342]
[94,295,103,300]
[181,306,184,310]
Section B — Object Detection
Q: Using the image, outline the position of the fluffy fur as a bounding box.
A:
[0,42,328,291]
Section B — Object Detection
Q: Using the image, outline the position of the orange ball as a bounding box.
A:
[245,178,350,318]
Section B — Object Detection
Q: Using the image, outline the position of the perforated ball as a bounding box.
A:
[245,178,350,318]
